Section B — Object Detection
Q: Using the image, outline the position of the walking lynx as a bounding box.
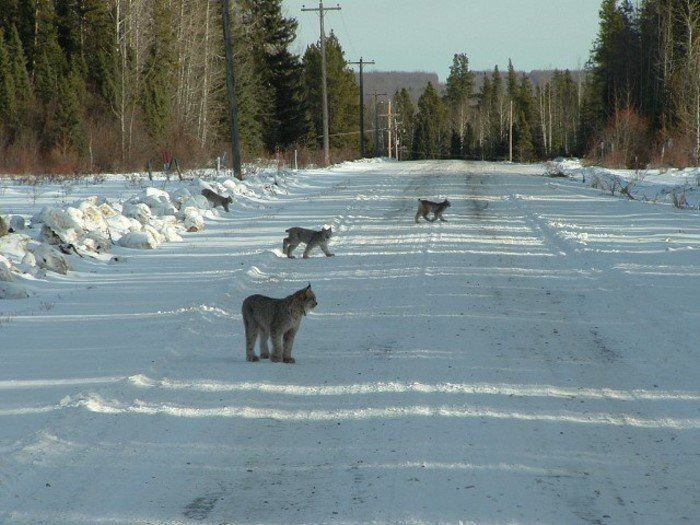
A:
[282,227,334,258]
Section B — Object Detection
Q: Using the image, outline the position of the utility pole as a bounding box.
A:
[394,118,401,160]
[302,1,341,167]
[349,57,375,158]
[386,100,393,159]
[509,99,513,163]
[220,0,243,179]
[372,91,387,157]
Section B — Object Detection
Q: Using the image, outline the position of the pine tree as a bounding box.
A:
[412,82,447,159]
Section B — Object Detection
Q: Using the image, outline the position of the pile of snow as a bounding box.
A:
[0,167,300,294]
[548,159,700,209]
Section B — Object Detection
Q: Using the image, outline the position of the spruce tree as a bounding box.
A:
[33,0,64,106]
[393,88,414,158]
[507,58,518,100]
[515,76,537,161]
[412,82,447,159]
[142,0,177,144]
[302,32,359,150]
[444,53,474,157]
[7,25,31,111]
[477,74,493,158]
[81,0,119,110]
[53,64,86,153]
[490,65,507,157]
[0,28,16,129]
[248,0,308,150]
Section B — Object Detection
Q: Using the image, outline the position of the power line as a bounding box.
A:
[302,2,341,167]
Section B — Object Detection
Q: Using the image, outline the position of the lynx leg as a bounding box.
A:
[286,240,300,259]
[244,319,259,362]
[414,210,422,223]
[437,211,447,222]
[283,237,290,255]
[259,329,270,359]
[283,329,297,363]
[321,242,335,257]
[302,244,314,259]
[270,333,284,362]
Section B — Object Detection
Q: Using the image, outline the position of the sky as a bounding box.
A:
[282,0,602,80]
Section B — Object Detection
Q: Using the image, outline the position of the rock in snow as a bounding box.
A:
[30,244,71,275]
[118,231,160,250]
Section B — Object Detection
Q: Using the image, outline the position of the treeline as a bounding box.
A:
[394,0,699,167]
[0,0,360,173]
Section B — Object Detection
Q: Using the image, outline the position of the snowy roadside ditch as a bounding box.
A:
[0,168,295,300]
[546,158,700,210]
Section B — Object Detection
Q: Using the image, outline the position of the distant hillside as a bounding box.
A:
[356,69,584,102]
[356,71,444,103]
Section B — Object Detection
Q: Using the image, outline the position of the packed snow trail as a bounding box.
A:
[1,161,698,524]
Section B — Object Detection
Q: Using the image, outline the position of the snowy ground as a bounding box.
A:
[550,159,700,210]
[1,160,698,524]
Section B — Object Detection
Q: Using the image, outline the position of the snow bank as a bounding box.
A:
[549,159,700,210]
[0,165,300,294]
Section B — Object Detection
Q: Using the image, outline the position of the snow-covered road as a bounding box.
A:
[1,160,698,524]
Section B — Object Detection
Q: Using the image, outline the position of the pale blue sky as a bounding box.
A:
[283,0,602,80]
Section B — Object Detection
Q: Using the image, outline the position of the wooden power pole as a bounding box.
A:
[372,91,387,157]
[509,99,514,163]
[349,57,375,158]
[302,2,341,167]
[220,0,243,180]
[386,100,393,159]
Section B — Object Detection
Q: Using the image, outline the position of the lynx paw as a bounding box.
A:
[283,357,296,364]
[247,355,260,362]
[260,352,270,359]
[270,355,282,363]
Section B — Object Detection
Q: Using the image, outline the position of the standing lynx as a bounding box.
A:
[242,284,318,363]
[282,227,334,258]
[415,199,451,223]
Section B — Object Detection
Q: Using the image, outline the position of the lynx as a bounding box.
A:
[242,284,318,363]
[415,199,451,223]
[201,188,233,212]
[283,227,334,259]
